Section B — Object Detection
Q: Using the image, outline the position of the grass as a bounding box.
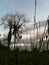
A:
[0,44,49,65]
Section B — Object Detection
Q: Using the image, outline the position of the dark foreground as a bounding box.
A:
[0,44,49,65]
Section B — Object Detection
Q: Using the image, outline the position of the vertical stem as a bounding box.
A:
[7,26,12,49]
[46,37,48,50]
[34,0,37,45]
[46,36,48,50]
[14,15,16,50]
[14,33,16,50]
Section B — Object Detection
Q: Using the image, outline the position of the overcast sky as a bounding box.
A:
[0,0,49,21]
[0,0,49,36]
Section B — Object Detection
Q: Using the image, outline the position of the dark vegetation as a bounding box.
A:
[0,43,49,65]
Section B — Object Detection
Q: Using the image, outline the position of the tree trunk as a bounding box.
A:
[7,26,12,49]
[14,33,16,50]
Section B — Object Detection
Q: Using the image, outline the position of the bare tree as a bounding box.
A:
[0,12,30,50]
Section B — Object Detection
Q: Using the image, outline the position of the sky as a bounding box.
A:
[0,0,49,22]
[0,0,49,36]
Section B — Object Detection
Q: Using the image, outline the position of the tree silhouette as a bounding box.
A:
[7,20,12,49]
[12,21,23,50]
[0,12,30,50]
